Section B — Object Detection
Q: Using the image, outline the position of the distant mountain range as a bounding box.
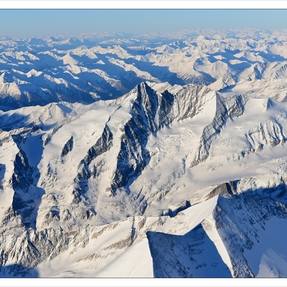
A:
[1,31,287,110]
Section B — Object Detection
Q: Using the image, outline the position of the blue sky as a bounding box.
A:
[0,10,287,37]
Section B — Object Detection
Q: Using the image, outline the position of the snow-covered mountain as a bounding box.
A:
[1,30,287,110]
[1,31,287,277]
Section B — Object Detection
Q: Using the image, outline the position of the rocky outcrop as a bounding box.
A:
[73,124,113,204]
[61,136,74,159]
[191,94,246,166]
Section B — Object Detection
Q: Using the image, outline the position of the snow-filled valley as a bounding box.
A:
[1,30,287,277]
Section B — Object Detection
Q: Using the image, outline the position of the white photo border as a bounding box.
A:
[0,0,286,9]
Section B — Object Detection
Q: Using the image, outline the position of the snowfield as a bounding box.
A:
[1,30,287,277]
